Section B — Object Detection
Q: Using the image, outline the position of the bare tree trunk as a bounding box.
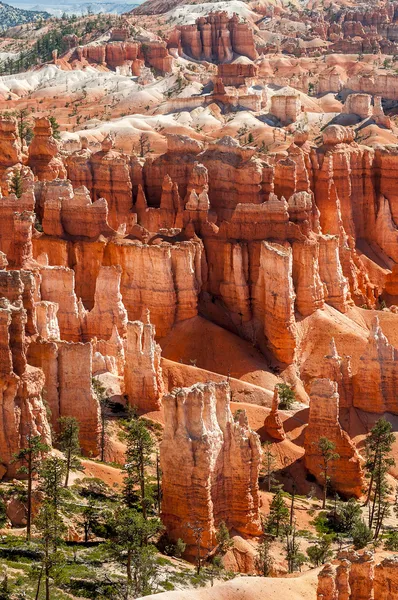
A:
[27,453,32,542]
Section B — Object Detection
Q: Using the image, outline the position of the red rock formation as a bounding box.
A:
[0,117,22,181]
[65,137,93,192]
[336,559,351,600]
[304,378,363,498]
[104,239,204,336]
[84,265,128,341]
[0,273,52,478]
[352,317,398,414]
[374,556,398,600]
[319,552,398,600]
[57,341,100,456]
[264,386,286,440]
[124,310,164,412]
[27,339,60,428]
[139,41,173,74]
[323,339,353,412]
[317,563,337,600]
[90,135,133,230]
[217,62,259,86]
[60,185,114,239]
[40,267,82,342]
[349,552,374,600]
[253,241,297,364]
[169,12,258,63]
[160,382,262,556]
[28,118,66,181]
[270,92,301,125]
[292,238,325,317]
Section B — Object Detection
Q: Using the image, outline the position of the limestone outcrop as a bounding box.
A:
[317,552,398,600]
[57,341,100,455]
[304,378,363,498]
[264,386,286,440]
[90,135,133,231]
[0,271,52,478]
[168,12,258,63]
[28,118,66,181]
[124,310,164,412]
[352,317,398,414]
[317,563,337,600]
[83,265,128,341]
[0,117,22,181]
[160,382,262,556]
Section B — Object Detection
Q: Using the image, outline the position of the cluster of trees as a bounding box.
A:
[0,13,124,75]
[259,415,398,577]
[7,406,166,599]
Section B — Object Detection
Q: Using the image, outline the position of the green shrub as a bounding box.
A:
[352,521,373,550]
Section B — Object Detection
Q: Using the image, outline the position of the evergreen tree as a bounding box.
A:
[123,418,154,518]
[38,456,67,551]
[285,524,305,573]
[13,108,33,144]
[215,521,233,554]
[57,416,82,487]
[352,520,373,550]
[107,507,162,597]
[266,488,289,536]
[316,437,340,509]
[82,497,98,543]
[262,441,277,492]
[187,520,204,575]
[306,534,334,566]
[327,497,362,535]
[92,377,109,462]
[364,419,395,536]
[255,537,273,576]
[34,501,66,600]
[10,168,23,198]
[276,383,295,410]
[12,430,49,541]
[48,115,61,140]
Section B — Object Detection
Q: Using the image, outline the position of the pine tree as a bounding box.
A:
[316,437,340,509]
[92,377,109,462]
[276,383,295,409]
[12,430,49,541]
[35,501,66,600]
[38,456,67,550]
[215,521,233,554]
[363,419,395,538]
[262,441,277,492]
[255,537,274,576]
[13,108,33,144]
[48,115,61,140]
[10,168,23,198]
[285,524,305,573]
[123,418,154,518]
[306,534,333,566]
[57,416,82,487]
[82,497,98,543]
[364,418,395,504]
[107,507,162,597]
[266,488,289,536]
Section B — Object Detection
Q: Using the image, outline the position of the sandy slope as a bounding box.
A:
[164,1,259,25]
[142,571,318,600]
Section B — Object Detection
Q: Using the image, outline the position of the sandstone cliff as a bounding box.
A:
[160,382,262,556]
[304,378,363,498]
